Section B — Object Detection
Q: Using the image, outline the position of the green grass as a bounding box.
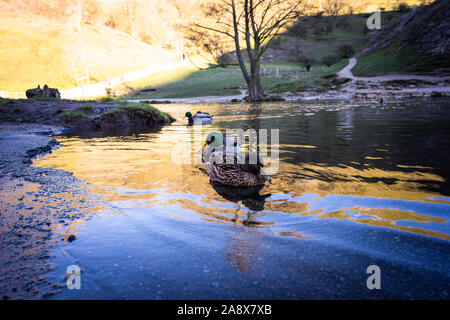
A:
[118,65,245,99]
[78,105,94,114]
[60,110,90,121]
[106,102,174,122]
[0,97,15,108]
[118,59,350,99]
[353,47,450,76]
[267,59,350,93]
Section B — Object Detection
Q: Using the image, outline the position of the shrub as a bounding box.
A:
[61,111,89,122]
[313,25,324,35]
[297,55,316,72]
[325,22,334,34]
[322,55,341,67]
[314,11,324,19]
[336,16,350,29]
[338,44,355,58]
[397,2,410,13]
[79,105,94,114]
[216,54,233,67]
[290,23,308,37]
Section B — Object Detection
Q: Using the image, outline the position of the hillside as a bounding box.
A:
[353,0,450,76]
[0,14,179,93]
[119,12,382,99]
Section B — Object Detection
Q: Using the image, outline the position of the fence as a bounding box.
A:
[0,60,188,100]
[0,91,26,99]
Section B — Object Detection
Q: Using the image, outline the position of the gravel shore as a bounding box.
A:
[0,122,101,299]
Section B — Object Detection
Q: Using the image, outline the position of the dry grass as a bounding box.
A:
[0,14,179,93]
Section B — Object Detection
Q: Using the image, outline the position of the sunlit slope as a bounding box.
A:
[0,15,179,92]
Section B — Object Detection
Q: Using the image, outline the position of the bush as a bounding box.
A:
[270,36,283,47]
[314,11,324,19]
[336,16,350,29]
[322,55,341,67]
[217,54,233,67]
[397,2,410,13]
[297,55,316,72]
[338,44,355,58]
[290,23,308,37]
[313,25,324,35]
[325,22,334,34]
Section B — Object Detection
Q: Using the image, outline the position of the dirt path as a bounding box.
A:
[338,58,450,82]
[61,61,189,100]
[334,57,450,99]
[127,89,247,104]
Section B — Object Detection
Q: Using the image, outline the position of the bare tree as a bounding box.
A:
[324,0,346,31]
[194,0,305,101]
[187,29,234,67]
[324,0,346,16]
[123,0,138,39]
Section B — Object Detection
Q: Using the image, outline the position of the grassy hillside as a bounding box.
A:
[0,15,179,93]
[353,48,450,76]
[119,12,375,99]
[354,0,450,76]
[118,59,350,100]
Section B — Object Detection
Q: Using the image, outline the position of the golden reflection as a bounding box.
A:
[223,227,264,273]
[275,231,312,239]
[270,161,447,203]
[318,208,450,241]
[32,109,450,241]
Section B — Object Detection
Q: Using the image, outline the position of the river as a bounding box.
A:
[33,99,450,299]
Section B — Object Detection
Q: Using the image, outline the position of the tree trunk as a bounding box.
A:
[247,61,264,101]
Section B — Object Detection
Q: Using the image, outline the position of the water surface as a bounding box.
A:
[35,99,450,299]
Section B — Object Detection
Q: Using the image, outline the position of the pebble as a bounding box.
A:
[67,234,76,242]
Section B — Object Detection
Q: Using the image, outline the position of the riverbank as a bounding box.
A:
[0,98,175,134]
[0,98,176,299]
[0,123,100,299]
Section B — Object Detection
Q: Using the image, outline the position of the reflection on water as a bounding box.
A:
[34,99,450,299]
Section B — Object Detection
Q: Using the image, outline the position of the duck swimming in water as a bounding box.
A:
[186,111,213,125]
[202,132,270,187]
[201,132,240,163]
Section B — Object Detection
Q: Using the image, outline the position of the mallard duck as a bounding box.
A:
[186,111,213,125]
[202,132,270,187]
[201,132,240,163]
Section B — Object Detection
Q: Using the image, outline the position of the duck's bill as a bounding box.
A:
[260,167,271,182]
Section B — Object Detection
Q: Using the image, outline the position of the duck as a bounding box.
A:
[186,111,213,125]
[201,132,240,163]
[202,132,270,187]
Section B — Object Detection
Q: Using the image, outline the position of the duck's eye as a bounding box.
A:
[210,136,215,143]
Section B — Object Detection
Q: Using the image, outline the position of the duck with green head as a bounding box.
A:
[202,132,270,187]
[186,111,213,125]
